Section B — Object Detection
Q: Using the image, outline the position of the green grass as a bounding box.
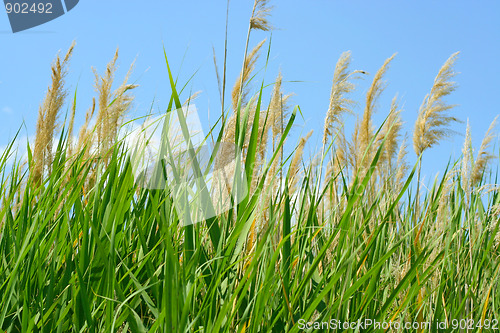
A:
[1,74,499,332]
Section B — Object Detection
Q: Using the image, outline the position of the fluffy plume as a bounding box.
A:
[265,91,292,195]
[76,97,95,157]
[250,0,273,31]
[461,120,472,201]
[289,130,313,193]
[93,49,137,161]
[360,54,396,149]
[108,63,138,142]
[353,54,395,175]
[472,116,498,186]
[257,73,282,161]
[94,49,119,155]
[413,52,460,156]
[323,51,362,145]
[267,73,293,149]
[66,97,77,158]
[32,41,75,185]
[377,95,403,166]
[334,130,348,176]
[232,39,266,111]
[183,90,202,107]
[395,135,409,191]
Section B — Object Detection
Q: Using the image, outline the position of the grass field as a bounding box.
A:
[1,1,499,332]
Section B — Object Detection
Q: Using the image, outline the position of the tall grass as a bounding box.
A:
[1,1,499,332]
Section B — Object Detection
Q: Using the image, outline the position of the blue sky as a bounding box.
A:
[1,1,499,183]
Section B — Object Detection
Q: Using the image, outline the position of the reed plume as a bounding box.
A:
[267,73,292,180]
[76,97,96,158]
[332,130,348,179]
[413,52,460,230]
[268,72,283,147]
[461,120,472,201]
[257,73,282,162]
[472,116,498,186]
[250,0,273,31]
[108,63,138,141]
[93,49,137,162]
[289,130,313,194]
[32,42,75,185]
[322,51,360,146]
[377,95,403,166]
[413,52,460,156]
[66,97,77,158]
[362,54,396,145]
[395,135,409,192]
[237,0,272,120]
[232,39,266,111]
[352,53,395,176]
[183,91,202,108]
[94,49,118,156]
[265,91,292,196]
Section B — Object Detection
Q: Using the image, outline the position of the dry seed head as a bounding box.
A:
[437,170,457,222]
[360,53,396,150]
[265,92,292,195]
[489,203,500,219]
[413,52,460,156]
[288,130,313,193]
[66,98,77,158]
[322,51,361,145]
[477,184,500,194]
[472,115,498,186]
[250,0,273,31]
[395,135,409,190]
[183,91,202,108]
[77,97,96,156]
[32,41,75,184]
[272,93,292,146]
[268,72,283,141]
[257,73,283,161]
[232,39,266,111]
[348,120,360,170]
[334,130,348,176]
[377,95,403,166]
[461,119,472,199]
[93,49,137,162]
[94,48,119,154]
[351,54,395,177]
[107,59,138,147]
[257,109,271,161]
[268,74,292,149]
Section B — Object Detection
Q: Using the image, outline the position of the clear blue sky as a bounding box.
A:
[1,1,499,183]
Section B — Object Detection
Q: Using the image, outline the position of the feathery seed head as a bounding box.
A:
[323,51,363,145]
[361,53,396,148]
[250,0,273,31]
[472,115,498,186]
[289,130,313,194]
[352,54,395,176]
[461,119,472,199]
[413,52,460,156]
[395,135,409,189]
[32,41,75,184]
[232,39,266,111]
[377,95,403,166]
